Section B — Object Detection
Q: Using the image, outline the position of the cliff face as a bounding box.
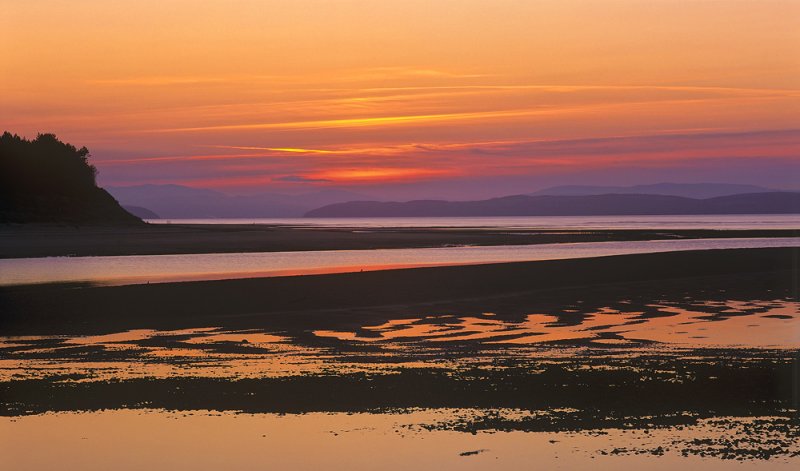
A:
[0,132,141,224]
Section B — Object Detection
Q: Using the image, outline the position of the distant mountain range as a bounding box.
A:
[304,192,800,218]
[107,184,373,219]
[530,183,776,199]
[108,182,798,219]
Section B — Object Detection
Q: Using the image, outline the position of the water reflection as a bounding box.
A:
[314,299,799,348]
[2,237,798,286]
[1,288,797,465]
[4,409,797,470]
[1,298,795,384]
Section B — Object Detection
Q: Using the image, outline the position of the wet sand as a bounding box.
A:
[1,247,796,334]
[1,248,798,463]
[0,223,797,258]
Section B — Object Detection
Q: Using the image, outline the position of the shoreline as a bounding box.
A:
[1,236,799,287]
[1,247,796,335]
[0,223,797,258]
[2,247,797,460]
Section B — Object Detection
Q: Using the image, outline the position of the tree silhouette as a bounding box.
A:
[0,132,140,224]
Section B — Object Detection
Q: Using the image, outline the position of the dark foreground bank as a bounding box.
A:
[1,247,797,334]
[0,223,797,258]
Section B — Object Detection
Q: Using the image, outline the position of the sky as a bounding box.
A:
[2,0,799,199]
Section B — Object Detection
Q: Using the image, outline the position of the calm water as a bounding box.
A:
[1,237,798,286]
[145,214,800,230]
[7,410,792,471]
[4,410,798,471]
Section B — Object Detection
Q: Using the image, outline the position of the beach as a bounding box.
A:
[0,222,797,258]
[1,247,796,331]
[1,244,798,466]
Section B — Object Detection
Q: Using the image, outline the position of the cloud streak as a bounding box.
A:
[273,175,332,183]
[95,128,800,192]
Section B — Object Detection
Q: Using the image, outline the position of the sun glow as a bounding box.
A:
[313,167,453,182]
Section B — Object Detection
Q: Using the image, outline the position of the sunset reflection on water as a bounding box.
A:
[314,299,799,348]
[1,298,796,383]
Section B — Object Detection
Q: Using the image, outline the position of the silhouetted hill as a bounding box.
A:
[107,184,373,218]
[0,132,141,224]
[304,192,800,217]
[530,182,776,199]
[122,205,160,219]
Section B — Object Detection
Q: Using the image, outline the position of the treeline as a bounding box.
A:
[0,132,140,224]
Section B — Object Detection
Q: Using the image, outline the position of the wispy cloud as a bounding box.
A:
[86,67,494,88]
[87,76,234,86]
[206,145,337,154]
[136,103,639,134]
[138,91,794,134]
[100,129,800,167]
[311,167,456,182]
[273,175,332,183]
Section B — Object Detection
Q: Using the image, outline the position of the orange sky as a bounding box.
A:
[2,0,799,197]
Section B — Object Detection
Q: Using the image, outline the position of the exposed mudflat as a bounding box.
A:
[1,248,798,464]
[0,222,797,258]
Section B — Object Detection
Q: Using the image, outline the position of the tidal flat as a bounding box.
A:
[1,248,798,467]
[0,221,797,258]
